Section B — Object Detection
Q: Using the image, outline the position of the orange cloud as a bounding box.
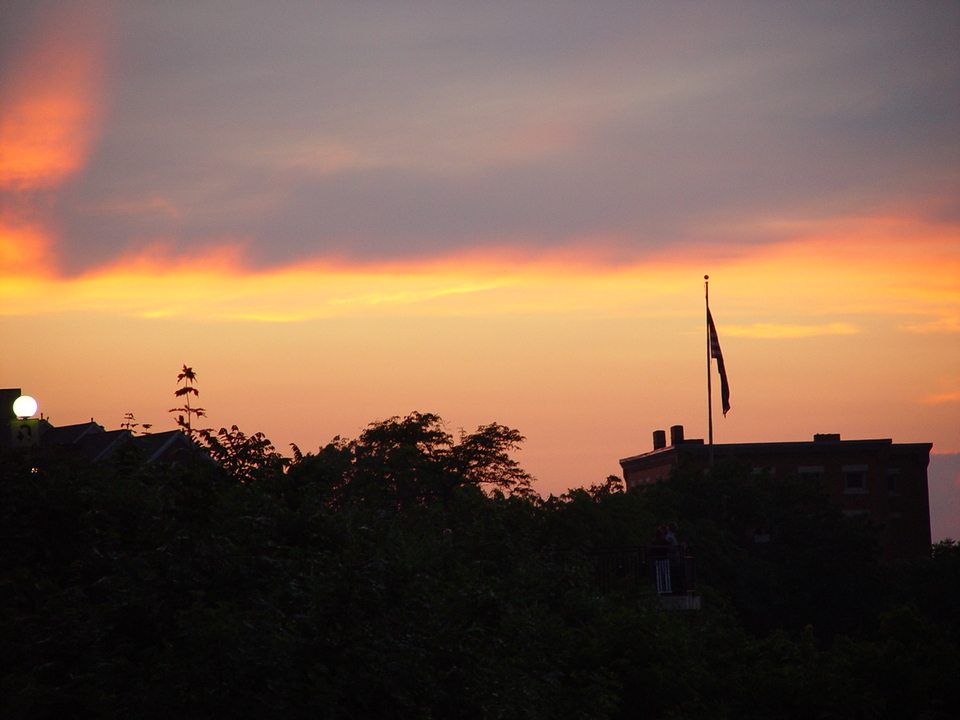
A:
[0,1,114,277]
[693,213,960,326]
[923,392,960,405]
[0,219,55,277]
[0,2,113,190]
[722,322,859,339]
[900,316,960,334]
[1,216,956,332]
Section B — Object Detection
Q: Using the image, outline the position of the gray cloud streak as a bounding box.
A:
[12,1,955,273]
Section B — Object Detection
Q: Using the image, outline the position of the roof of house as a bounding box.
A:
[76,429,134,461]
[620,436,932,468]
[29,417,208,467]
[132,430,206,464]
[40,421,105,446]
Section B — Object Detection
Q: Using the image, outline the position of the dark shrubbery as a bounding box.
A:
[1,415,957,719]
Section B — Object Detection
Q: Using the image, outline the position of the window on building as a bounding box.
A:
[887,469,900,496]
[798,465,824,483]
[843,465,868,493]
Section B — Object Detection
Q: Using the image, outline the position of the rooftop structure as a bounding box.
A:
[620,426,932,560]
[3,387,202,466]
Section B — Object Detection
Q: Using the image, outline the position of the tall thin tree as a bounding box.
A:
[169,365,206,440]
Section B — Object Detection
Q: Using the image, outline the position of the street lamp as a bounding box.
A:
[9,395,40,448]
[12,395,38,419]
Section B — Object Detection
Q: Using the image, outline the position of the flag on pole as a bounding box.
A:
[707,309,731,416]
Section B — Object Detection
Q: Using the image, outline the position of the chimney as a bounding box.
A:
[653,429,666,450]
[670,425,684,446]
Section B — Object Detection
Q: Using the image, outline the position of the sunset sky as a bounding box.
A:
[2,2,958,538]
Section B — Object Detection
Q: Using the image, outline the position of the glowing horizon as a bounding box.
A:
[4,215,957,322]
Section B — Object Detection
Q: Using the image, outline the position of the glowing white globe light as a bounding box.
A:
[13,395,38,418]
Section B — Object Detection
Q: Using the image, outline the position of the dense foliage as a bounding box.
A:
[1,413,957,719]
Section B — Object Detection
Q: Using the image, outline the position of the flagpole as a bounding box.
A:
[705,275,714,466]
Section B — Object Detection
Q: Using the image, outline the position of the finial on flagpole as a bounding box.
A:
[704,275,709,280]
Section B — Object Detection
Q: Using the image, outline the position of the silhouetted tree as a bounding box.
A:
[168,365,206,440]
[3,412,957,720]
[120,412,152,435]
[289,412,532,511]
[200,425,289,484]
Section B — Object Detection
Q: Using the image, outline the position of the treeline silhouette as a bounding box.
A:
[2,413,957,719]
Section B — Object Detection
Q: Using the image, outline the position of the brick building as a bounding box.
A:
[620,425,932,560]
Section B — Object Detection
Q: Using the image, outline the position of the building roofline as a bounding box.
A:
[86,429,135,462]
[143,430,187,463]
[620,438,933,467]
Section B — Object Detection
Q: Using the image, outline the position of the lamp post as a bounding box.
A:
[13,395,38,419]
[11,394,40,448]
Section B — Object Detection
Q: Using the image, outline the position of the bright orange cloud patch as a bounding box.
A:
[1,215,957,333]
[0,220,54,276]
[722,322,859,339]
[901,317,960,334]
[0,1,114,277]
[0,3,112,190]
[704,214,960,329]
